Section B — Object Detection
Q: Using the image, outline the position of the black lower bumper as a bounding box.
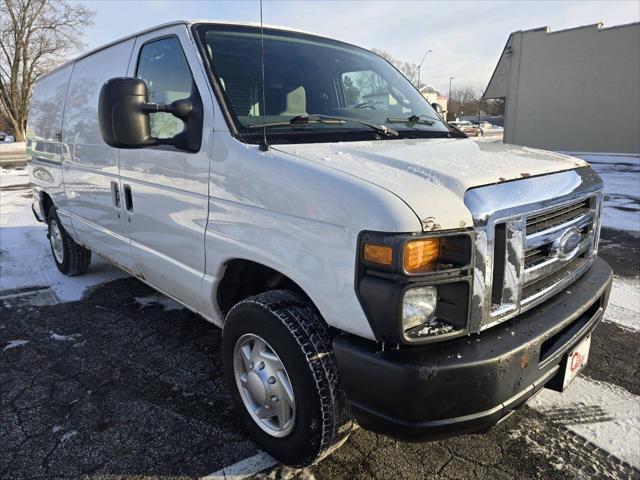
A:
[334,257,613,441]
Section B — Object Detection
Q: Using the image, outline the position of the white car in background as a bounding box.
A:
[448,120,482,136]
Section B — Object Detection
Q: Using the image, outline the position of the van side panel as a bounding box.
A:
[61,39,139,274]
[26,65,74,229]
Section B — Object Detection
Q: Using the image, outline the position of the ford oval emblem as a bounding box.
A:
[556,227,582,259]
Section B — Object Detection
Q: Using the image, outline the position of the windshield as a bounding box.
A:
[194,24,450,143]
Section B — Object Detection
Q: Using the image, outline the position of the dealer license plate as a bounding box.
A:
[562,335,591,390]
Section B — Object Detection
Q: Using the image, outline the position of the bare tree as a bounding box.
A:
[482,98,505,116]
[371,49,428,91]
[447,85,484,121]
[447,86,505,121]
[0,0,94,141]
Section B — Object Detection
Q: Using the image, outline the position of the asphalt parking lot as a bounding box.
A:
[1,153,639,479]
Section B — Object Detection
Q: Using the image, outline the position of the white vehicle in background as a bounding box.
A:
[27,20,612,467]
[448,120,482,136]
[0,131,14,142]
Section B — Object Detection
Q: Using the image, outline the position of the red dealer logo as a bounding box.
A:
[570,350,586,373]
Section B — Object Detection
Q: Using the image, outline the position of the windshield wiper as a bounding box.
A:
[385,114,437,126]
[387,114,467,138]
[248,114,399,137]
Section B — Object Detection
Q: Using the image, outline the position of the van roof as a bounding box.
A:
[37,20,326,81]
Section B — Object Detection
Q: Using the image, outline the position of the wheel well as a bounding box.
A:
[217,259,309,314]
[41,192,54,222]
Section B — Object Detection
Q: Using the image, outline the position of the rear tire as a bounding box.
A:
[47,206,91,276]
[222,290,353,467]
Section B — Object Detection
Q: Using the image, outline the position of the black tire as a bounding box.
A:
[222,290,353,467]
[46,206,91,276]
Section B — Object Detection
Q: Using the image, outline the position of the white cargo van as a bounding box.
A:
[27,20,612,466]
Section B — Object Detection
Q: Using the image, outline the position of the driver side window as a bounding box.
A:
[137,37,194,138]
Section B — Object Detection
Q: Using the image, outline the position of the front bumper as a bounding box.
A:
[334,257,613,440]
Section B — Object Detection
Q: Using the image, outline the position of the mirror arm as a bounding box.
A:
[141,103,164,113]
[141,101,193,119]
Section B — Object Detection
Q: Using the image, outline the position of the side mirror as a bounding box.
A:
[98,77,156,149]
[98,77,202,152]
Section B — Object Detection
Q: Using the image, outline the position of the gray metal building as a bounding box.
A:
[483,22,640,154]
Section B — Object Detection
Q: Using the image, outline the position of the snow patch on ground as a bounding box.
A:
[0,171,127,301]
[202,451,277,480]
[135,294,184,312]
[60,431,78,442]
[511,415,634,479]
[529,376,640,469]
[604,276,640,332]
[49,331,82,342]
[3,340,29,351]
[0,166,29,188]
[571,153,640,233]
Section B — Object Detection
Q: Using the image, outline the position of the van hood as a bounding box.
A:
[274,138,588,231]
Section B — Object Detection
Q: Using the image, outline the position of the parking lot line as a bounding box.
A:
[201,451,277,479]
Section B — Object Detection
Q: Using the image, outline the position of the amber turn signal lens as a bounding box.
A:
[403,238,440,273]
[363,243,393,266]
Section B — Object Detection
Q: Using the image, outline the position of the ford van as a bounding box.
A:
[27,20,612,466]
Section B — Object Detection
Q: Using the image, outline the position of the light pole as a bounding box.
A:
[416,49,432,91]
[448,76,455,120]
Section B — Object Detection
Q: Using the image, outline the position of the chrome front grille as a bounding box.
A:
[525,199,591,235]
[519,197,597,308]
[521,196,598,305]
[487,196,599,325]
[464,167,603,333]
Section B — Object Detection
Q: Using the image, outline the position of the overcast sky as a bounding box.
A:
[77,0,639,94]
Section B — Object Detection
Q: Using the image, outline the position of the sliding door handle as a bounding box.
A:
[123,184,134,212]
[111,181,120,207]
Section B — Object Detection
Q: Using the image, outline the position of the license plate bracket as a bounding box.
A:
[546,335,591,392]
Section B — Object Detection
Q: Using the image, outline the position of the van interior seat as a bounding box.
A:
[279,86,307,116]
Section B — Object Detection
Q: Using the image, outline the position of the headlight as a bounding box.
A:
[357,230,473,344]
[361,233,470,274]
[402,286,437,331]
[403,239,440,273]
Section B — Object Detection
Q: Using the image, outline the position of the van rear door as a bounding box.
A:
[27,64,73,226]
[61,39,139,275]
[118,25,213,311]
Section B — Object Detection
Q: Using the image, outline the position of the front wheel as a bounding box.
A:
[222,290,353,467]
[47,207,91,276]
